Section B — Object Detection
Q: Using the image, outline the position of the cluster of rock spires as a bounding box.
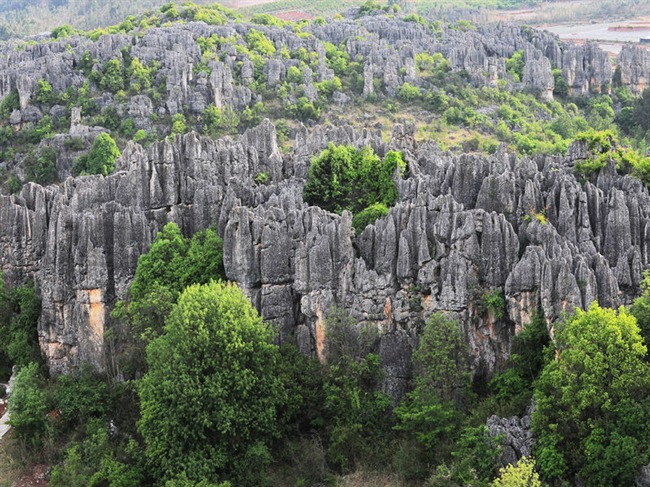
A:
[0,9,648,148]
[2,118,650,397]
[1,9,650,388]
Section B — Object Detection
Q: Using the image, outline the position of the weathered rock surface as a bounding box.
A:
[487,403,535,467]
[1,119,649,402]
[1,12,650,394]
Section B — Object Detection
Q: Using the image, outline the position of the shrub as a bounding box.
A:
[8,362,49,451]
[245,29,275,56]
[99,59,125,94]
[171,113,187,135]
[0,278,42,379]
[254,172,269,185]
[352,203,389,234]
[286,66,303,84]
[35,79,56,105]
[506,50,525,82]
[397,82,421,102]
[73,133,120,176]
[482,288,505,320]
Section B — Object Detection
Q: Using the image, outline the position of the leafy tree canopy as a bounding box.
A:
[532,303,650,485]
[303,143,406,231]
[138,281,286,485]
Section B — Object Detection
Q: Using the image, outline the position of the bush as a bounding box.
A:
[83,133,120,176]
[482,288,505,320]
[8,362,49,451]
[506,50,525,82]
[0,278,42,379]
[397,82,421,102]
[54,365,111,426]
[50,419,145,487]
[51,24,75,39]
[351,203,389,234]
[287,97,320,121]
[35,79,56,105]
[99,59,125,94]
[245,29,275,56]
[303,144,405,216]
[171,113,187,135]
[254,172,269,185]
[286,66,303,84]
[29,146,58,185]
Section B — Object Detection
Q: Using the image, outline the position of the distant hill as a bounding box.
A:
[0,0,535,39]
[0,0,648,40]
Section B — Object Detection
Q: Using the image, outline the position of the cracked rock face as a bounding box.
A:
[487,403,535,467]
[1,12,650,394]
[1,120,650,400]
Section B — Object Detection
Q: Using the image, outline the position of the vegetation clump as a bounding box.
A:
[138,281,285,485]
[303,144,406,232]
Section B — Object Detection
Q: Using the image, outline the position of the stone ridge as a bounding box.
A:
[1,12,650,393]
[0,14,646,145]
[1,119,649,398]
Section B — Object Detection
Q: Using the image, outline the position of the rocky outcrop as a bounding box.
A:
[1,120,650,400]
[487,403,534,467]
[1,11,650,390]
[562,42,612,95]
[619,45,650,94]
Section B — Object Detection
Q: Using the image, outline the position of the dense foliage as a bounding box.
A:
[72,133,121,176]
[4,4,650,487]
[0,276,42,380]
[109,222,225,378]
[303,144,406,231]
[532,304,650,485]
[138,281,285,485]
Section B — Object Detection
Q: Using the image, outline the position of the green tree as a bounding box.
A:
[202,104,223,138]
[129,222,224,304]
[490,457,541,487]
[86,133,120,176]
[303,144,405,218]
[0,89,19,119]
[506,50,525,83]
[128,57,155,92]
[99,59,125,93]
[8,362,49,450]
[35,79,55,105]
[633,87,650,132]
[171,113,187,135]
[552,68,568,98]
[0,276,42,379]
[532,303,650,485]
[631,271,650,349]
[51,24,75,39]
[286,66,303,84]
[394,313,471,451]
[397,82,422,102]
[110,223,224,378]
[138,281,285,485]
[321,307,391,472]
[245,29,275,56]
[50,419,145,487]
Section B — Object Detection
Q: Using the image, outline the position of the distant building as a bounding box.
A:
[641,37,650,45]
